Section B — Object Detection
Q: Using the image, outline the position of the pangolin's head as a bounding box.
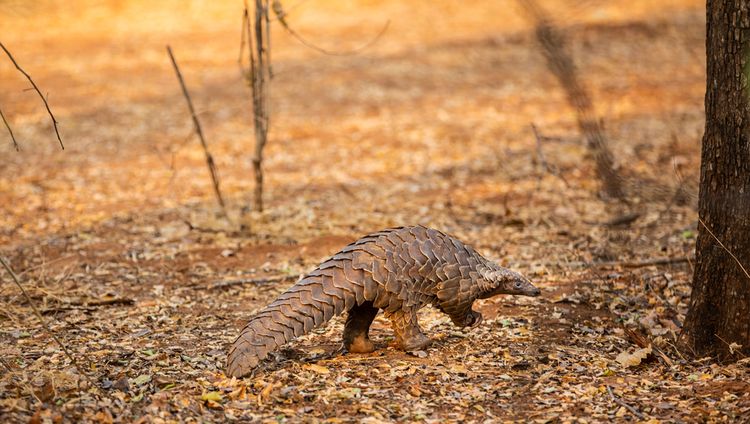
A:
[478,266,541,299]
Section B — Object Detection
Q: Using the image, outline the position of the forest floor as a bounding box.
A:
[1,0,749,422]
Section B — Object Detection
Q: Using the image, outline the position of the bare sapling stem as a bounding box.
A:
[0,41,64,150]
[166,45,228,217]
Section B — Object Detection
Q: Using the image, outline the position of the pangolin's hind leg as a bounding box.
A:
[342,302,379,353]
[386,308,431,351]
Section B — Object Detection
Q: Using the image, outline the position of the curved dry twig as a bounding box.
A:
[0,41,64,150]
[272,0,389,57]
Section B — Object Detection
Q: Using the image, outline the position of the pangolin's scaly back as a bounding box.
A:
[227,226,494,377]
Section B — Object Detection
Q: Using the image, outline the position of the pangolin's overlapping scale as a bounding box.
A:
[227,225,491,377]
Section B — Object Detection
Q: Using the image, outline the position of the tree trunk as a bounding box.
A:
[681,0,750,358]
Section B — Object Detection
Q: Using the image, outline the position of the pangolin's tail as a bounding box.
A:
[227,263,368,377]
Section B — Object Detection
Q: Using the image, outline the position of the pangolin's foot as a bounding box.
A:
[399,333,432,351]
[344,334,376,354]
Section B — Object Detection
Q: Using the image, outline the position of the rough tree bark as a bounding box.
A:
[681,0,750,358]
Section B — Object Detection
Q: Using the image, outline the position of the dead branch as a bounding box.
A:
[606,385,645,419]
[207,273,300,290]
[0,256,93,385]
[166,45,228,217]
[518,1,624,200]
[272,0,389,57]
[0,41,64,150]
[0,106,19,151]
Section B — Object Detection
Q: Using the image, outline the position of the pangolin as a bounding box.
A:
[227,225,540,377]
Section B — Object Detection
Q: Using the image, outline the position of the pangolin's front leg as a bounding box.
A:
[386,308,431,351]
[342,302,379,353]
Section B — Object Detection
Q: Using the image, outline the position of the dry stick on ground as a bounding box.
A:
[0,42,64,150]
[166,46,228,217]
[518,1,624,200]
[606,385,645,419]
[0,257,93,386]
[271,0,390,57]
[0,106,19,151]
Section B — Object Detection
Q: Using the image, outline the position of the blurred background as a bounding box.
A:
[0,0,703,248]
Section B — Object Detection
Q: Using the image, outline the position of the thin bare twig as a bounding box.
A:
[0,256,93,385]
[271,0,389,57]
[698,218,750,280]
[0,106,19,151]
[606,385,645,419]
[166,45,228,217]
[0,42,64,150]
